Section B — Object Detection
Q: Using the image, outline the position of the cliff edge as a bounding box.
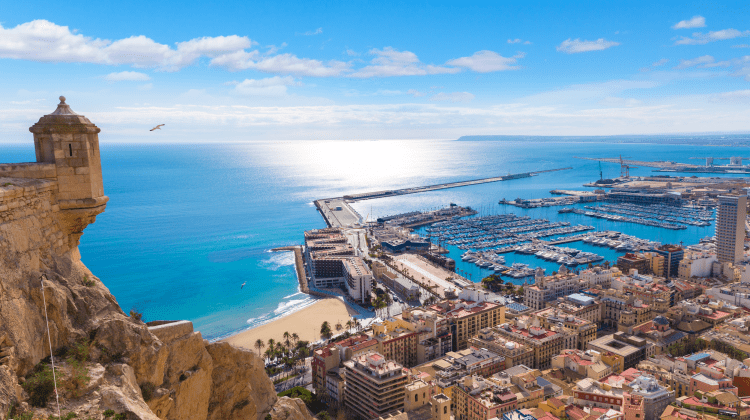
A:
[0,98,312,420]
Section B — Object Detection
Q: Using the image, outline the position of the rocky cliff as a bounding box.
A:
[0,100,313,420]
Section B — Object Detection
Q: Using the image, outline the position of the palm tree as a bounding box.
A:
[283,331,292,350]
[335,321,343,331]
[267,338,275,352]
[291,333,299,348]
[264,348,274,363]
[254,338,265,356]
[321,321,332,338]
[346,320,353,331]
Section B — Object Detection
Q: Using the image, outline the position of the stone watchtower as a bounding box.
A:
[29,96,108,249]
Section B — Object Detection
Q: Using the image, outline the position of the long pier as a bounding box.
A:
[314,166,572,228]
[342,167,573,202]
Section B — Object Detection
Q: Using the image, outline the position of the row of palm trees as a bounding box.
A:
[320,318,365,341]
[254,332,310,379]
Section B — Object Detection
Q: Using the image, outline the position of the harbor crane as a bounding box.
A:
[619,155,637,178]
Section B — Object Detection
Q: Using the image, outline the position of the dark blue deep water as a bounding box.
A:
[1,139,747,339]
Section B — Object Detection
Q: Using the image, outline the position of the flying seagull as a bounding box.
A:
[241,281,246,289]
[150,124,165,131]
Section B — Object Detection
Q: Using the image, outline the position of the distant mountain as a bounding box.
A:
[456,134,750,146]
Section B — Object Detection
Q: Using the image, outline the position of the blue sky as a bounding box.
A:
[1,0,749,142]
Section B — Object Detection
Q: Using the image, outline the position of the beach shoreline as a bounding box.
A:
[222,297,360,353]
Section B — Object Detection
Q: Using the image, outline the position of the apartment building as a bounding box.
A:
[525,270,582,311]
[628,375,675,420]
[453,375,518,420]
[716,195,747,264]
[588,333,654,369]
[426,298,505,351]
[535,307,597,351]
[469,328,535,369]
[552,349,615,381]
[343,352,409,419]
[312,334,379,392]
[494,316,568,370]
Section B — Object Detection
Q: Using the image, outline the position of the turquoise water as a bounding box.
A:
[1,139,747,339]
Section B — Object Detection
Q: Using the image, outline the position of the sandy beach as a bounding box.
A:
[223,297,359,353]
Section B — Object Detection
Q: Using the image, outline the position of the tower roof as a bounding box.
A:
[30,96,98,133]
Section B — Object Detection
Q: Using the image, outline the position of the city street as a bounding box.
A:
[274,358,313,393]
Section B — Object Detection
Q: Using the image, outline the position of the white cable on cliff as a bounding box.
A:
[40,274,62,419]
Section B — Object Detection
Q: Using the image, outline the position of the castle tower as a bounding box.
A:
[29,96,108,249]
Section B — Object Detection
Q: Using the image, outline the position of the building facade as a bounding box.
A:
[716,195,747,264]
[343,352,408,419]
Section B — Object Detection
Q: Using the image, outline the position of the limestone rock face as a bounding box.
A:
[93,317,168,387]
[0,366,22,415]
[267,397,314,420]
[1,139,312,419]
[206,342,278,420]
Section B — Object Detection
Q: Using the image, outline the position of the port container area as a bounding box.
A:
[411,199,716,285]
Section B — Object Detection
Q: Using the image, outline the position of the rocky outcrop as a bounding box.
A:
[206,342,278,420]
[0,100,311,420]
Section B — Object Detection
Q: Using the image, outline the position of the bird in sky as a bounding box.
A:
[150,124,165,131]
[241,281,246,289]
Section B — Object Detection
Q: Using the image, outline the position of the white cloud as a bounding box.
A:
[211,51,350,76]
[710,90,750,102]
[674,55,715,69]
[0,18,530,79]
[138,83,153,91]
[299,28,323,36]
[733,44,750,49]
[507,39,532,45]
[407,89,426,97]
[675,29,750,45]
[105,71,151,82]
[672,16,706,29]
[345,49,360,56]
[640,59,670,72]
[446,51,524,73]
[0,19,253,71]
[599,96,643,107]
[430,92,475,102]
[556,38,620,54]
[233,76,299,96]
[673,55,750,79]
[349,47,459,78]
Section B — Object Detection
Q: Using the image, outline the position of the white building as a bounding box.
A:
[580,267,621,289]
[627,375,674,420]
[343,258,373,303]
[678,251,717,279]
[525,267,581,311]
[716,195,747,264]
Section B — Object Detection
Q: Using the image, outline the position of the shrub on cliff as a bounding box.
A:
[140,382,156,401]
[129,308,143,323]
[69,339,91,362]
[65,359,90,398]
[22,363,57,407]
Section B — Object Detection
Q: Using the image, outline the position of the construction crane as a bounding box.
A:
[619,155,637,178]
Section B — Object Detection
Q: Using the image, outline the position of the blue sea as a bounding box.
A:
[2,139,748,340]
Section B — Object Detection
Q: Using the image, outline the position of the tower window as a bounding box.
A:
[69,144,73,157]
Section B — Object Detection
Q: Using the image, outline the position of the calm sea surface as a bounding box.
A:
[1,139,748,339]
